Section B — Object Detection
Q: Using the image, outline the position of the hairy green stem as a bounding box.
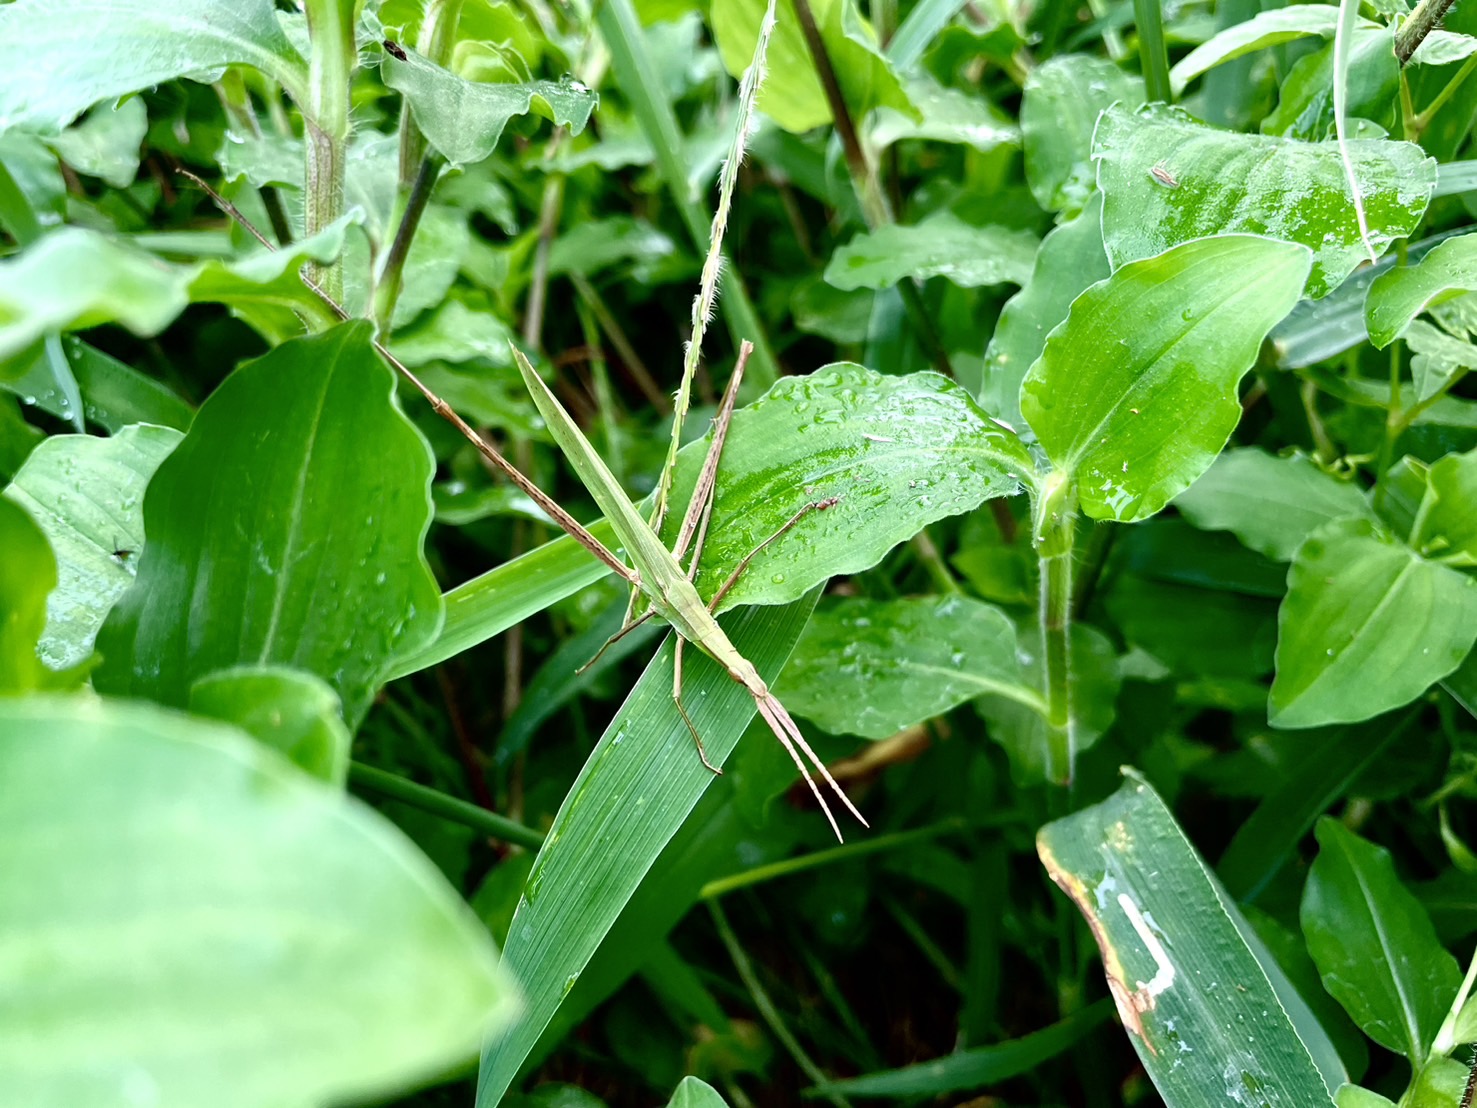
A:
[1396,0,1460,65]
[302,0,356,302]
[348,762,545,850]
[1034,474,1078,786]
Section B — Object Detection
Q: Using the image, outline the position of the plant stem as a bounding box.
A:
[302,0,356,303]
[790,0,954,378]
[373,155,438,332]
[1133,0,1172,103]
[1396,0,1460,65]
[1034,473,1077,786]
[570,273,669,412]
[1416,53,1477,133]
[348,762,545,850]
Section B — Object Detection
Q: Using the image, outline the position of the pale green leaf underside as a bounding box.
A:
[824,214,1038,291]
[1037,772,1336,1107]
[382,50,596,167]
[1021,235,1311,522]
[1095,103,1435,299]
[0,696,516,1108]
[1173,448,1374,561]
[2,423,182,670]
[1270,517,1477,727]
[1170,5,1364,94]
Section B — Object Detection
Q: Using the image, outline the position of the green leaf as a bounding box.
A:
[189,665,350,786]
[1094,103,1435,299]
[1021,55,1143,215]
[1020,235,1311,522]
[810,1002,1113,1097]
[1263,28,1399,143]
[823,214,1037,291]
[0,497,54,692]
[1410,29,1477,65]
[2,336,194,433]
[1337,1086,1398,1108]
[94,324,442,729]
[547,216,678,280]
[1302,819,1461,1062]
[2,423,181,670]
[0,227,194,361]
[1366,233,1477,347]
[1270,517,1477,727]
[0,695,516,1108]
[665,364,1033,612]
[476,597,818,1107]
[1413,446,1477,565]
[709,0,917,135]
[870,76,1019,152]
[1169,4,1353,94]
[46,98,148,188]
[981,192,1109,435]
[665,1076,729,1108]
[1038,772,1337,1107]
[0,0,307,132]
[776,595,1033,740]
[383,50,596,167]
[1173,448,1375,561]
[1398,319,1477,403]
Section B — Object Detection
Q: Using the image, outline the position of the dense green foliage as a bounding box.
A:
[4,0,1477,1106]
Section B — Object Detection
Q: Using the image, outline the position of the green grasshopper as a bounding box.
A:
[509,340,866,842]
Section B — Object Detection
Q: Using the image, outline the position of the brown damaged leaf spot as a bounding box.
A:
[1037,838,1159,1056]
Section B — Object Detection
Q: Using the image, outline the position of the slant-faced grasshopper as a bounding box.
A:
[511,340,866,842]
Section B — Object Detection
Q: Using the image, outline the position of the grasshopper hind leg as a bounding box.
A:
[673,637,723,775]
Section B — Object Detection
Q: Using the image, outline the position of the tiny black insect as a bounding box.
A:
[383,39,407,61]
[112,546,135,562]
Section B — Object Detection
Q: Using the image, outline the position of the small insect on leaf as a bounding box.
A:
[1149,161,1179,189]
[383,39,407,61]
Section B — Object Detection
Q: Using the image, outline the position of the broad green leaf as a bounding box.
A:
[0,0,307,132]
[976,620,1119,786]
[46,98,148,188]
[1400,319,1477,403]
[1104,574,1277,678]
[823,214,1037,291]
[666,1076,729,1108]
[94,324,442,729]
[709,0,917,135]
[1020,235,1311,522]
[1410,1058,1470,1107]
[0,227,193,360]
[1366,233,1477,347]
[2,423,181,670]
[1410,29,1477,65]
[0,497,53,692]
[1021,55,1144,215]
[476,597,818,1107]
[1337,1087,1398,1108]
[1302,819,1461,1062]
[1170,5,1355,94]
[0,696,516,1108]
[1413,447,1477,564]
[810,1002,1112,1097]
[391,299,519,368]
[1173,448,1375,561]
[870,77,1019,152]
[776,595,1033,739]
[189,665,350,786]
[1270,517,1477,727]
[981,192,1109,435]
[547,216,678,280]
[382,49,596,167]
[1094,103,1435,298]
[1038,773,1336,1107]
[665,364,1034,612]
